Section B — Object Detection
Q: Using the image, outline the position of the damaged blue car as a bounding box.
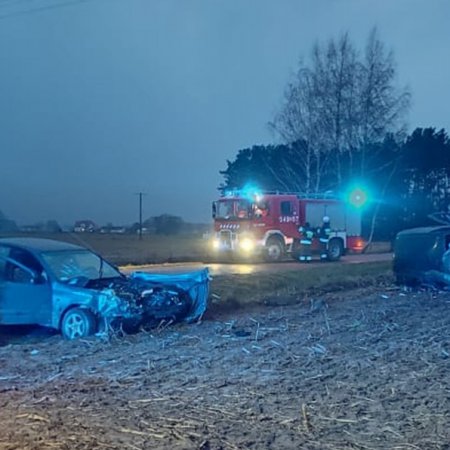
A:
[0,238,210,339]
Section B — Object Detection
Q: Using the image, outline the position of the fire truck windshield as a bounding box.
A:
[216,199,251,220]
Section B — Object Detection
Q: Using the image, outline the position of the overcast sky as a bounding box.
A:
[0,0,449,226]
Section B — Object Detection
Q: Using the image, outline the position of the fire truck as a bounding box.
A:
[211,191,364,261]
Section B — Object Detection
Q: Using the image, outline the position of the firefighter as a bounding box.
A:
[317,216,331,261]
[298,222,314,262]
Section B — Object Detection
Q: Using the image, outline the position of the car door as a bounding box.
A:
[0,246,53,326]
[279,200,299,236]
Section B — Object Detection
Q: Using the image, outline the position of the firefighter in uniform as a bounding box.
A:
[317,216,331,261]
[298,222,314,262]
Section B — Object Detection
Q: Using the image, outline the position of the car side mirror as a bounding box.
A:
[32,272,47,285]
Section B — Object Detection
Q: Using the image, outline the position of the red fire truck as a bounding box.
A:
[211,191,364,261]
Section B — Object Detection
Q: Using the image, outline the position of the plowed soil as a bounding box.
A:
[1,285,450,450]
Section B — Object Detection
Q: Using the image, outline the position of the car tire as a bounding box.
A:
[61,307,96,340]
[327,238,344,262]
[265,237,285,262]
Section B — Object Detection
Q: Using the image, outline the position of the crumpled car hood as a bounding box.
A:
[52,268,210,328]
[130,268,210,323]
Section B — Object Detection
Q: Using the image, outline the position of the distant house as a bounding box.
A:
[73,220,97,233]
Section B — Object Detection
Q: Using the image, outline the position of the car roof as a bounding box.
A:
[397,225,450,236]
[0,237,86,252]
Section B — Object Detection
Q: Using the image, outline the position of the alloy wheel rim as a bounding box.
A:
[66,314,85,338]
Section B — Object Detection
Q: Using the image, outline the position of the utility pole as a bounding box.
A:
[135,192,147,240]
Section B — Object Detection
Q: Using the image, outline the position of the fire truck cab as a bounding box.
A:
[211,191,363,262]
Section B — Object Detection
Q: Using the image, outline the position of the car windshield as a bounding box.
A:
[216,199,251,219]
[41,249,121,282]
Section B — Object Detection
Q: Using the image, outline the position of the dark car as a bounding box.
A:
[0,238,209,339]
[393,226,450,286]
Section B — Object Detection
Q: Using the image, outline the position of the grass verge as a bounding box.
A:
[209,261,393,311]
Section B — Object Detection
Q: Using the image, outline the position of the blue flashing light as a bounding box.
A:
[240,184,262,201]
[222,184,263,201]
[348,187,369,208]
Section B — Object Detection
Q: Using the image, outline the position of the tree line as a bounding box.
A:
[219,30,450,239]
[0,212,209,236]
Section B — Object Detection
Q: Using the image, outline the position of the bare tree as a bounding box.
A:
[270,29,410,191]
[356,28,411,175]
[317,34,359,184]
[269,66,321,192]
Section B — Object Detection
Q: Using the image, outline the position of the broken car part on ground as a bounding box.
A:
[0,237,210,339]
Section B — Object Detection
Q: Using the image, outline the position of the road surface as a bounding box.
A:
[121,252,392,276]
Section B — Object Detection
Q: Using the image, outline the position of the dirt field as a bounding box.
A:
[1,284,450,450]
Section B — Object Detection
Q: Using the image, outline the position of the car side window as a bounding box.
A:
[11,266,36,284]
[0,246,9,281]
[6,249,46,285]
[281,201,293,216]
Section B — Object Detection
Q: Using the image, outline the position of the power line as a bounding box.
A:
[0,0,101,20]
[0,0,37,7]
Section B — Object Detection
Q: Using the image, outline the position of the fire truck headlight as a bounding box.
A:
[240,237,254,252]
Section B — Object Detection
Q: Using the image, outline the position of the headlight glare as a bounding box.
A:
[240,237,254,252]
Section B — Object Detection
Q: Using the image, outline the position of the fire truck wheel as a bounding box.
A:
[327,238,344,261]
[265,237,285,262]
[291,239,301,260]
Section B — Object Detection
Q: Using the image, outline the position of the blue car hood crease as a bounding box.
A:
[130,268,210,323]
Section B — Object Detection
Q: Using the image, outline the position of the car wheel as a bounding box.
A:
[327,238,344,262]
[265,237,284,262]
[61,307,96,340]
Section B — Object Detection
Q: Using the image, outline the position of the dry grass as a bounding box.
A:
[210,261,393,310]
[0,232,209,264]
